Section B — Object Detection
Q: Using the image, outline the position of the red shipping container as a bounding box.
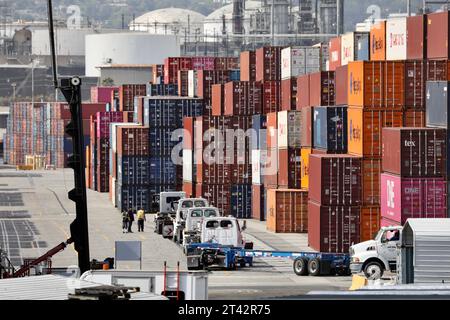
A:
[403,109,425,127]
[183,117,194,150]
[96,111,125,138]
[407,15,427,60]
[296,74,310,109]
[164,57,192,84]
[191,57,215,70]
[262,80,281,114]
[118,84,147,112]
[196,183,231,216]
[382,127,447,177]
[224,81,262,115]
[426,60,449,81]
[117,126,149,156]
[380,173,447,225]
[308,201,360,253]
[134,97,145,124]
[300,106,312,147]
[309,71,335,107]
[309,154,362,206]
[252,184,265,221]
[211,84,224,116]
[215,57,239,70]
[328,37,342,71]
[404,60,426,109]
[427,11,450,59]
[59,103,106,120]
[240,51,256,82]
[281,78,297,111]
[335,65,348,105]
[197,70,230,101]
[277,148,302,189]
[91,86,118,103]
[384,61,405,108]
[255,46,282,82]
[263,148,278,188]
[151,64,164,84]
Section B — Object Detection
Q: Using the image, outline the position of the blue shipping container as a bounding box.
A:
[144,98,203,128]
[312,106,347,153]
[149,127,183,157]
[356,33,370,61]
[149,157,182,184]
[146,84,178,96]
[118,155,151,185]
[230,70,241,82]
[231,184,252,219]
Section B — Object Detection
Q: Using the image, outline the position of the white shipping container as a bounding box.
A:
[341,32,355,66]
[277,110,302,148]
[110,122,139,153]
[281,47,321,80]
[111,177,116,207]
[188,70,196,98]
[183,149,193,182]
[386,17,407,61]
[252,149,262,185]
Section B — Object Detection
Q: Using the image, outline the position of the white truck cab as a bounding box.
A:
[350,225,403,280]
[201,217,245,248]
[173,198,209,243]
[182,207,220,249]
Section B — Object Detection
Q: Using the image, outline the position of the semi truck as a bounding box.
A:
[172,198,209,243]
[153,192,186,237]
[181,207,220,252]
[349,225,403,280]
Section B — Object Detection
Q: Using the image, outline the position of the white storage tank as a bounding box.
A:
[85,33,180,77]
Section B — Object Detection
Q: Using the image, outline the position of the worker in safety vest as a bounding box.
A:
[137,209,146,232]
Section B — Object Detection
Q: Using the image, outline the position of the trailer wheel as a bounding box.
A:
[308,258,321,276]
[293,258,309,276]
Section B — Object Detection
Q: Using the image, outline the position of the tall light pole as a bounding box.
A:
[11,83,16,102]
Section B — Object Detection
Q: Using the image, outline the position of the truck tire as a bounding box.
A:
[308,258,321,276]
[364,261,384,280]
[293,258,309,276]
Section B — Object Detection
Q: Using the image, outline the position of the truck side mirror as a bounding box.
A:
[241,220,247,231]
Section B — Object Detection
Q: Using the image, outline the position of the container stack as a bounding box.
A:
[119,84,147,111]
[91,86,119,104]
[380,128,447,226]
[4,102,105,168]
[308,154,362,253]
[251,114,266,221]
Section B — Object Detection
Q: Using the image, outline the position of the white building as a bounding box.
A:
[85,33,180,77]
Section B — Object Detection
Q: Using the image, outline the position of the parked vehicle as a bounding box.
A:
[172,197,210,243]
[153,192,186,237]
[181,207,220,251]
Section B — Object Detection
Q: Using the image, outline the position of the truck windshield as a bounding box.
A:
[374,229,384,241]
[190,210,203,217]
[181,201,193,208]
[194,200,207,207]
[204,210,217,218]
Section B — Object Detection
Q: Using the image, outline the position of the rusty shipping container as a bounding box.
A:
[183,117,194,150]
[119,84,147,112]
[183,181,196,198]
[178,70,189,97]
[361,158,382,205]
[308,201,360,253]
[382,127,447,177]
[427,11,450,59]
[347,107,403,157]
[309,71,335,107]
[403,109,426,127]
[116,126,150,156]
[426,60,449,81]
[277,148,302,189]
[360,206,380,242]
[309,154,362,206]
[255,46,282,82]
[164,57,192,84]
[267,189,308,233]
[262,81,281,114]
[240,51,256,82]
[296,74,310,109]
[211,84,224,116]
[252,184,266,221]
[335,65,348,105]
[407,15,427,60]
[281,78,297,111]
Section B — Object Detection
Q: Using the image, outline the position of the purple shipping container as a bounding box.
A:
[380,173,447,225]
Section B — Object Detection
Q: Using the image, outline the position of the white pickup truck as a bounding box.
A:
[172,198,209,244]
[350,225,402,280]
[181,207,220,250]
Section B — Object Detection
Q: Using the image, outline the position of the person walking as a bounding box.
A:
[137,209,146,232]
[122,210,129,233]
[127,209,135,233]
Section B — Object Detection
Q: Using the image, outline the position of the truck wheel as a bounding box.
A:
[364,261,384,280]
[239,261,246,268]
[308,258,321,276]
[293,258,309,276]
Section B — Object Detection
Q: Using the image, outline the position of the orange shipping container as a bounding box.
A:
[360,206,380,242]
[370,21,386,61]
[266,188,308,233]
[362,158,381,205]
[266,112,277,148]
[347,107,403,157]
[300,148,311,189]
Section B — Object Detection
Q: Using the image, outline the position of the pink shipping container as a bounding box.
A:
[380,173,447,225]
[96,111,125,138]
[91,87,119,103]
